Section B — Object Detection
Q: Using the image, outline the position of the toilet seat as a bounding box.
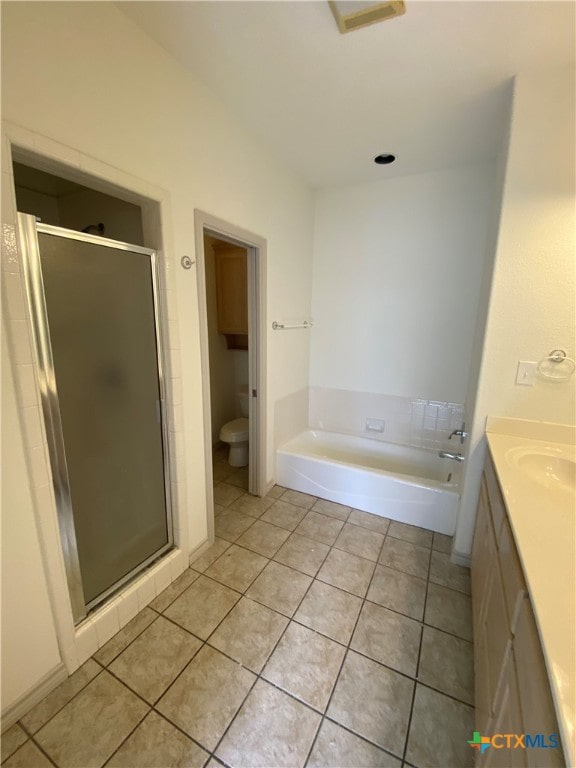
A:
[219,417,249,443]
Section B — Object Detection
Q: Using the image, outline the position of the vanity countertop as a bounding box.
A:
[485,417,575,766]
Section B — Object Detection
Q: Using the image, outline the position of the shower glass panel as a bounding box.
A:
[18,214,172,623]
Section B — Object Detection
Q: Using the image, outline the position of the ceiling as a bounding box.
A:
[117,1,575,189]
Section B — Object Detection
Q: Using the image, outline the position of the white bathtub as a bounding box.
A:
[276,430,460,535]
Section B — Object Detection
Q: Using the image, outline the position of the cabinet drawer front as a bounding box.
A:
[514,597,565,767]
[482,646,526,768]
[485,557,512,717]
[498,516,527,634]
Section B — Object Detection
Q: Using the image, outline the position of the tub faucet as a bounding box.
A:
[439,451,465,462]
[448,422,468,444]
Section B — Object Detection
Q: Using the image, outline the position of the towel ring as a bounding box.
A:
[537,349,576,381]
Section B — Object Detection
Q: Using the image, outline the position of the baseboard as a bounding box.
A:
[1,662,68,732]
[188,537,212,566]
[451,549,471,568]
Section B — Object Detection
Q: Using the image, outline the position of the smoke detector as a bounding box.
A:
[329,1,406,33]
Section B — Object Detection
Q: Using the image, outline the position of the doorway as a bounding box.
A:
[194,211,266,530]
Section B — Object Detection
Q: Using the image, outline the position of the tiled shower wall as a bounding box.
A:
[309,387,465,451]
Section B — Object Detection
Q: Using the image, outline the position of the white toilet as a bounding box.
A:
[219,388,249,467]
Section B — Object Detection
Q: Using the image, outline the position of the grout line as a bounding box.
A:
[148,569,203,614]
[320,714,407,763]
[303,526,400,765]
[401,541,433,764]
[93,609,160,667]
[19,475,468,768]
[100,707,153,768]
[22,735,59,768]
[16,665,105,740]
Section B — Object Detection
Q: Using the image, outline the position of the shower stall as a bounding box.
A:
[17,213,173,624]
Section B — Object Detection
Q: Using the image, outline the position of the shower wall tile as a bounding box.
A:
[2,135,13,172]
[118,585,141,625]
[2,170,16,224]
[30,444,50,487]
[2,271,26,322]
[137,575,156,611]
[10,320,33,364]
[171,483,187,526]
[166,377,182,405]
[168,403,184,433]
[309,387,464,450]
[170,549,188,580]
[36,483,56,525]
[94,602,121,647]
[166,320,180,350]
[166,349,181,378]
[16,363,39,407]
[168,430,185,469]
[2,223,20,272]
[159,265,177,293]
[152,559,173,596]
[409,399,464,450]
[162,288,177,320]
[75,620,98,666]
[22,405,44,448]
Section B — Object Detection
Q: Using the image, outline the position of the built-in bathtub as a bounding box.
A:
[276,430,460,535]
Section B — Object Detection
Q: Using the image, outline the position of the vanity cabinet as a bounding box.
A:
[213,243,248,349]
[472,450,565,767]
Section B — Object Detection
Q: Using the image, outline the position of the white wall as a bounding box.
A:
[455,67,576,556]
[310,165,495,404]
[1,0,313,535]
[0,0,313,699]
[1,323,62,711]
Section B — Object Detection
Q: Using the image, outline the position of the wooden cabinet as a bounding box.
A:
[472,450,565,767]
[214,243,248,349]
[483,646,526,768]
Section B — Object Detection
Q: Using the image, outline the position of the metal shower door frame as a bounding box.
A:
[17,213,174,624]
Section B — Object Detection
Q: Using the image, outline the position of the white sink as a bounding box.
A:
[506,446,576,493]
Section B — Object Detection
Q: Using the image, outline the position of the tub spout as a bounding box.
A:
[439,451,465,462]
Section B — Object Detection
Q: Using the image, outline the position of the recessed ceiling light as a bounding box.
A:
[374,154,396,165]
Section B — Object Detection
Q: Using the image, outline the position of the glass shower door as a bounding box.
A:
[18,213,173,622]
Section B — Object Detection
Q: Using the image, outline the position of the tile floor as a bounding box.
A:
[1,448,475,768]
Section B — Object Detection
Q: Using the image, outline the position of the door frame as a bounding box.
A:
[194,210,267,537]
[17,213,175,623]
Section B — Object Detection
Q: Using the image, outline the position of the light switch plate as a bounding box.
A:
[516,361,537,386]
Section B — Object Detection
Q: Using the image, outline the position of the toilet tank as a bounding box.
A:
[238,386,249,417]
